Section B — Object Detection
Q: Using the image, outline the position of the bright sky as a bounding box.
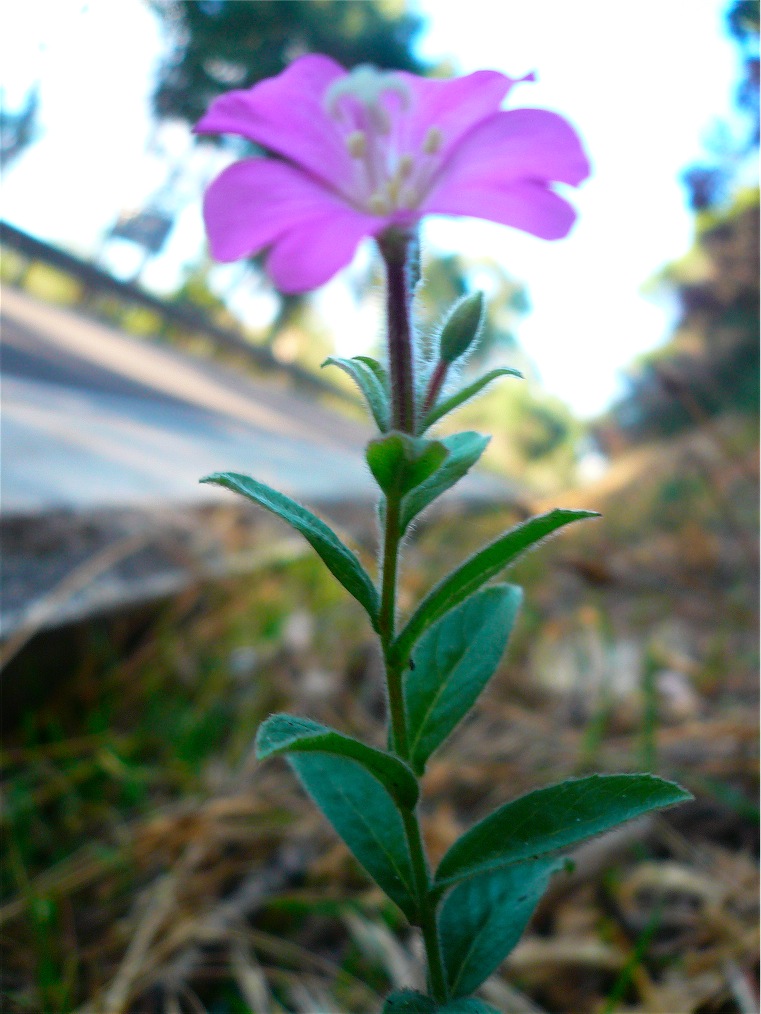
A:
[1,0,740,417]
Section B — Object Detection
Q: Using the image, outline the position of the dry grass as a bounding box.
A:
[2,419,758,1014]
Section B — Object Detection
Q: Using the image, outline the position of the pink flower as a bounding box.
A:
[195,55,590,294]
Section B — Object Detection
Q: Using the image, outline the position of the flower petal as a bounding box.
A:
[422,178,578,240]
[399,69,532,161]
[431,108,591,192]
[194,54,353,191]
[266,209,380,293]
[203,157,353,262]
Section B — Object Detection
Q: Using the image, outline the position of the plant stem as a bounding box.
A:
[378,226,448,1005]
[378,229,416,434]
[379,491,409,758]
[422,359,449,418]
[380,492,448,1002]
[402,808,449,1004]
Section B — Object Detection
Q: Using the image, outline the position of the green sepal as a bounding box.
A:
[367,432,449,498]
[288,751,418,920]
[200,472,380,631]
[422,368,522,432]
[256,713,419,810]
[405,585,522,774]
[392,509,598,664]
[322,355,390,432]
[438,291,485,365]
[383,992,500,1014]
[400,432,490,533]
[439,857,563,997]
[435,774,692,889]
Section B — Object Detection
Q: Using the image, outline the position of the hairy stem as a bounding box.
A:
[422,359,449,418]
[402,808,449,1003]
[378,229,416,434]
[378,226,448,1004]
[379,492,409,758]
[379,484,447,1002]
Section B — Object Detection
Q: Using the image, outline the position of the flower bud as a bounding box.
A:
[438,291,485,365]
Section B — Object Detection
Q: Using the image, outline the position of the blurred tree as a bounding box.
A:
[148,0,427,128]
[0,86,40,169]
[599,1,759,449]
[682,0,759,211]
[607,189,759,444]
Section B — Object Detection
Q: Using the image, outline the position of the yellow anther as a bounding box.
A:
[422,127,443,155]
[346,131,367,158]
[368,192,391,215]
[397,154,414,178]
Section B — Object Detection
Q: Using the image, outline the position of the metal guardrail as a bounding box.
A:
[0,220,351,401]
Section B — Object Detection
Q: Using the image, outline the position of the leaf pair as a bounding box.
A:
[322,353,521,435]
[202,472,597,687]
[423,773,692,998]
[257,717,691,965]
[380,776,690,1002]
[368,430,489,532]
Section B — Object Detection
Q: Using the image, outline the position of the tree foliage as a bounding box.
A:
[601,1,759,447]
[149,0,427,128]
[0,86,40,169]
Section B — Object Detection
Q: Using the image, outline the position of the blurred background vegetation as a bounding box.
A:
[1,2,758,1012]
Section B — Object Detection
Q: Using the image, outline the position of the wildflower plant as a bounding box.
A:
[197,56,690,1011]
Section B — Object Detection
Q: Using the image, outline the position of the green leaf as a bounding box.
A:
[200,472,380,630]
[289,752,418,919]
[367,432,449,498]
[382,993,500,1014]
[256,713,419,810]
[439,1001,501,1014]
[440,857,563,997]
[422,368,522,431]
[435,774,692,888]
[400,432,490,533]
[354,354,390,390]
[383,991,437,1014]
[392,509,597,664]
[322,355,390,431]
[405,585,522,774]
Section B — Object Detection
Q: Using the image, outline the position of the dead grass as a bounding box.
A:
[1,420,758,1014]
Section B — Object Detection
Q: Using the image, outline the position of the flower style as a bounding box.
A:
[195,55,590,293]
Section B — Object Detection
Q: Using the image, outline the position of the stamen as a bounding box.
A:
[368,104,391,135]
[346,131,367,157]
[397,154,414,179]
[324,64,411,121]
[422,127,444,155]
[368,192,391,215]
